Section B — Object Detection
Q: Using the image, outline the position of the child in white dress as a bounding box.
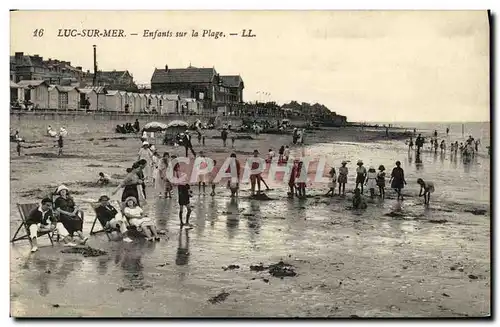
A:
[365,166,378,199]
[325,167,337,197]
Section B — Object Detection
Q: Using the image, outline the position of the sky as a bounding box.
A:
[10,10,490,122]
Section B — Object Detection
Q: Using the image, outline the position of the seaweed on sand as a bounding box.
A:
[61,246,107,257]
[208,292,230,304]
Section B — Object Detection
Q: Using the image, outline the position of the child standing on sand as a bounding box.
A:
[226,153,241,197]
[231,135,236,148]
[377,165,386,199]
[417,178,435,205]
[355,160,367,194]
[288,160,298,198]
[296,161,307,198]
[283,145,290,162]
[209,160,218,196]
[325,167,337,197]
[16,140,21,156]
[197,151,209,194]
[178,183,193,228]
[57,135,63,156]
[365,166,377,199]
[338,161,348,196]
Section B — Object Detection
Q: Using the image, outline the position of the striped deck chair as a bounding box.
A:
[11,203,54,247]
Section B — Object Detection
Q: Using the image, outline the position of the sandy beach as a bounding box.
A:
[9,117,490,317]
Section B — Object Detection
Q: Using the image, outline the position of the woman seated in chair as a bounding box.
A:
[53,185,88,244]
[94,195,133,242]
[122,196,160,242]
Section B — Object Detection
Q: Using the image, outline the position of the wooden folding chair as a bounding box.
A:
[90,202,136,241]
[11,203,54,247]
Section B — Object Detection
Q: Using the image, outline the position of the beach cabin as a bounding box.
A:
[118,92,129,112]
[79,88,97,111]
[180,98,199,114]
[137,94,146,113]
[17,80,50,109]
[10,81,24,104]
[129,93,139,113]
[79,86,107,111]
[106,90,124,112]
[48,85,80,110]
[161,94,180,114]
[146,94,159,113]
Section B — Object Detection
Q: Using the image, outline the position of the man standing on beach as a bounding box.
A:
[183,131,196,157]
[134,119,140,133]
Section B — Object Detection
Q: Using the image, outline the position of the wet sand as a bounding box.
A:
[10,120,490,317]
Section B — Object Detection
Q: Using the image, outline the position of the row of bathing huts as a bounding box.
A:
[10,80,201,114]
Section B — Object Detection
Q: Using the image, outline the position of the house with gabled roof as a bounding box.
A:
[220,75,244,103]
[151,65,243,112]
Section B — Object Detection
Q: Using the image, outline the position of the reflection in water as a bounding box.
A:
[176,228,190,267]
[440,151,445,163]
[154,198,171,231]
[118,243,155,287]
[433,151,438,163]
[207,197,218,227]
[225,198,240,240]
[96,256,112,276]
[22,256,82,297]
[247,200,262,245]
[195,198,208,237]
[55,259,81,288]
[408,151,413,166]
[415,153,423,171]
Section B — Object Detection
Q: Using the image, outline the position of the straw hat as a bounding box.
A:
[341,161,347,165]
[56,184,69,194]
[378,165,385,171]
[357,160,363,165]
[124,196,138,205]
[150,145,156,151]
[142,141,149,146]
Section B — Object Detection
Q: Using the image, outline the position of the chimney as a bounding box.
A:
[15,52,23,60]
[165,64,168,71]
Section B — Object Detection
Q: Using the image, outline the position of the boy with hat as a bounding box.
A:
[94,195,133,242]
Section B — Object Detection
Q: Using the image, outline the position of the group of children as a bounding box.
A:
[266,145,291,163]
[323,160,436,209]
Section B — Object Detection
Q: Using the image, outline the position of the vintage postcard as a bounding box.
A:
[9,10,490,318]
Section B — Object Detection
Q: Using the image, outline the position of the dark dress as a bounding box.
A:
[391,167,405,189]
[54,196,83,234]
[178,184,191,206]
[120,172,142,203]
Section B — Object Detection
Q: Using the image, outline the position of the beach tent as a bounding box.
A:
[163,120,190,145]
[143,121,168,132]
[17,80,50,109]
[105,90,123,112]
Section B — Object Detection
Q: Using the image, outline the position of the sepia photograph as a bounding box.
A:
[8,10,490,318]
